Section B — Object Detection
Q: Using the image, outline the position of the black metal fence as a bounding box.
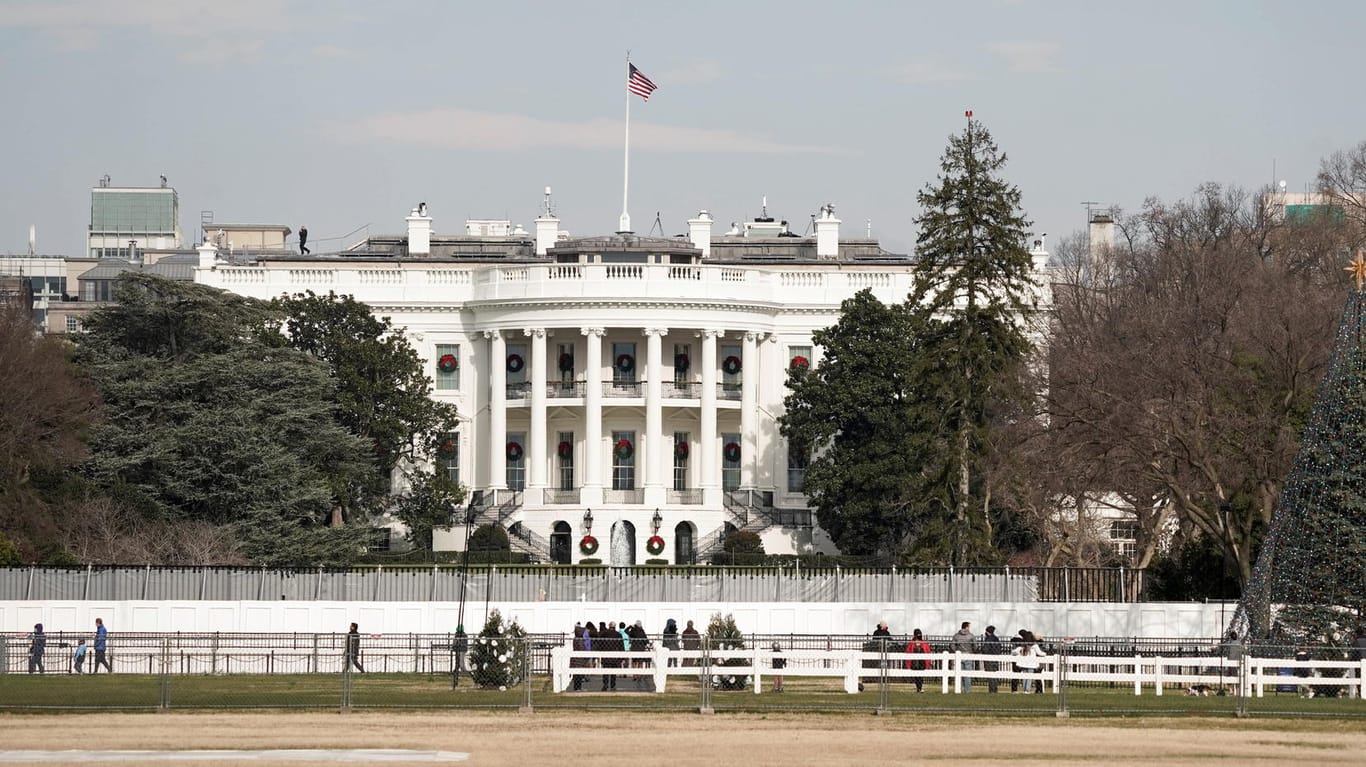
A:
[0,564,1146,603]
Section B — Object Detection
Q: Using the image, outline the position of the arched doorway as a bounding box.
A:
[609,520,637,566]
[550,521,572,564]
[674,522,696,565]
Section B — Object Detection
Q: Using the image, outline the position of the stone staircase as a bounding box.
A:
[694,490,779,562]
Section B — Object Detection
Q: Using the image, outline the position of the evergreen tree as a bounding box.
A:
[78,275,375,565]
[780,290,941,558]
[780,118,1038,564]
[1235,275,1366,641]
[276,292,461,515]
[907,117,1040,563]
[393,468,464,551]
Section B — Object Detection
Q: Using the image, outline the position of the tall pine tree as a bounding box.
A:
[907,117,1040,564]
[781,117,1040,564]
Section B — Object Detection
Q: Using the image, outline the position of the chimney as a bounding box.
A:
[815,203,841,258]
[535,186,559,256]
[688,210,713,257]
[1088,213,1115,263]
[407,203,432,256]
[196,241,218,269]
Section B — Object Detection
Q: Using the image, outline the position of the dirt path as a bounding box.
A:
[1,711,1364,766]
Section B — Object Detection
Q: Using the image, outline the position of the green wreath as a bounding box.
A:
[646,535,666,556]
[580,535,599,555]
[723,442,741,463]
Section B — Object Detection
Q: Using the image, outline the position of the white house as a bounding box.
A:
[194,194,1053,566]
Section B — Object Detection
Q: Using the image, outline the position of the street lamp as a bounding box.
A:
[652,508,662,533]
[583,508,593,533]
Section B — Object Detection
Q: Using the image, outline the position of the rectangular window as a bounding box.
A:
[506,343,527,385]
[506,431,527,490]
[787,443,808,493]
[612,429,636,490]
[612,342,637,385]
[721,343,741,391]
[722,431,740,491]
[673,343,691,384]
[673,431,690,491]
[437,432,459,485]
[65,316,82,334]
[789,345,813,373]
[435,343,460,391]
[557,430,574,491]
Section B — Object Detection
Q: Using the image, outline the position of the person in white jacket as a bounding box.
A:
[1012,632,1044,694]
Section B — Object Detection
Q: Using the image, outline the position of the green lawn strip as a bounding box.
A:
[0,674,1362,716]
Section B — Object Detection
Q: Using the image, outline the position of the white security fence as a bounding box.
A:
[550,642,1366,699]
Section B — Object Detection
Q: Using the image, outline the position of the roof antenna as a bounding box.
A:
[648,211,663,237]
[542,186,555,218]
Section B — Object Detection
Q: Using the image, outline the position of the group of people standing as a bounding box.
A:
[875,621,1047,693]
[570,618,703,691]
[27,618,112,674]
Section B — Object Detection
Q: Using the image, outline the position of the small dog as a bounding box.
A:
[1185,684,1214,696]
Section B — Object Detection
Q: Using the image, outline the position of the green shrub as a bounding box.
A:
[467,523,510,552]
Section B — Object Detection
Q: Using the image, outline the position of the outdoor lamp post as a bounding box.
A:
[652,508,662,533]
[583,509,593,534]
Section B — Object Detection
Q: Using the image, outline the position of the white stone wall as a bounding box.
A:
[1,600,1229,639]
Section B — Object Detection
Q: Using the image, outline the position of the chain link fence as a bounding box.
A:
[2,632,1361,716]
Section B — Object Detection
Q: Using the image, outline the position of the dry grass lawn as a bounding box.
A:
[1,711,1364,766]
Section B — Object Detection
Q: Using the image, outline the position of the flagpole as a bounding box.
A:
[619,53,632,233]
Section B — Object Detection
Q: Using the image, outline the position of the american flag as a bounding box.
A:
[627,63,657,100]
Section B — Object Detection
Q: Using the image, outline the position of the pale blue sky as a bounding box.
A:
[2,0,1362,257]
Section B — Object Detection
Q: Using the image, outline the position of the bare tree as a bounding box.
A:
[1042,184,1345,584]
[0,304,101,558]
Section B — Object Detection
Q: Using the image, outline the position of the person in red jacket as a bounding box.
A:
[905,628,931,692]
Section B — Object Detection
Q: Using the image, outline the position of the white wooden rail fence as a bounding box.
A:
[550,645,1366,698]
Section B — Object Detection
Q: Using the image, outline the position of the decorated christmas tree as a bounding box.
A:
[1232,255,1366,643]
[468,609,528,688]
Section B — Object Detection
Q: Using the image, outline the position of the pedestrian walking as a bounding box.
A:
[28,623,46,674]
[344,622,365,673]
[93,618,113,673]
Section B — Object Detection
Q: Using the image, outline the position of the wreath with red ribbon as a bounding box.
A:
[646,535,666,556]
[579,535,599,555]
[506,354,524,374]
[557,440,573,459]
[437,354,458,373]
[723,441,741,463]
[615,353,635,373]
[558,352,574,372]
[722,355,742,375]
[674,441,690,460]
[790,355,810,370]
[614,438,634,460]
[437,439,457,457]
[506,442,523,462]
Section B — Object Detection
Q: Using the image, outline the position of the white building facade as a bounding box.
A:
[195,200,1052,566]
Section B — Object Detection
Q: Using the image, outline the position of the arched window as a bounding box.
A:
[550,521,572,565]
[674,522,696,565]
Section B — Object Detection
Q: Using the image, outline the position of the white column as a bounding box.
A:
[581,327,605,507]
[527,327,548,503]
[741,331,760,490]
[643,327,667,507]
[698,329,720,506]
[487,330,507,490]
